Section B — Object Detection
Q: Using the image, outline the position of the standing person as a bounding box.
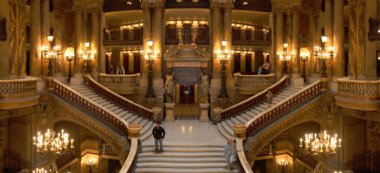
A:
[152,122,165,153]
[262,58,271,74]
[266,90,273,108]
[257,66,263,75]
[224,138,237,170]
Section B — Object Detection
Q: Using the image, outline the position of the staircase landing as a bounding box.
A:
[138,120,238,173]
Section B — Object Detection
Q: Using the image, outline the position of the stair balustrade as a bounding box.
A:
[336,79,380,111]
[0,78,39,109]
[234,73,276,94]
[52,79,129,135]
[85,75,154,120]
[98,73,140,95]
[245,80,322,135]
[120,138,139,173]
[221,76,289,120]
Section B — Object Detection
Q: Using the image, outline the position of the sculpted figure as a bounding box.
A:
[165,76,175,103]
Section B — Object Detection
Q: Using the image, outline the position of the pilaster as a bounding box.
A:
[333,0,345,77]
[0,0,10,79]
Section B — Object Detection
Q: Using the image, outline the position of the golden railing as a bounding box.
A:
[236,80,323,173]
[336,79,380,111]
[234,73,276,94]
[0,78,39,109]
[98,73,140,95]
[85,75,153,119]
[221,76,288,120]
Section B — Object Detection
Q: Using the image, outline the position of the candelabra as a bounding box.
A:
[277,159,289,173]
[41,35,61,76]
[65,51,74,82]
[299,130,342,173]
[313,36,334,78]
[145,40,157,98]
[33,129,74,155]
[80,42,96,74]
[216,41,230,98]
[300,52,309,82]
[277,43,294,75]
[32,168,47,173]
[86,158,96,173]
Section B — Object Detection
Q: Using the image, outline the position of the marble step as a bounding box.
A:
[136,162,228,169]
[220,121,233,136]
[141,147,223,153]
[138,152,224,158]
[217,123,233,139]
[140,123,154,141]
[138,157,225,163]
[135,167,238,173]
[235,115,248,123]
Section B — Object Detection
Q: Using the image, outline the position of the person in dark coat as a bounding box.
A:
[152,122,165,153]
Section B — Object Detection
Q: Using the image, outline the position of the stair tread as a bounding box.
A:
[137,162,228,168]
[141,147,224,153]
[138,157,225,163]
[135,167,238,173]
[139,152,224,157]
[220,121,233,136]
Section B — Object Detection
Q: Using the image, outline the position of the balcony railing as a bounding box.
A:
[234,73,276,94]
[104,28,143,46]
[99,73,140,95]
[85,75,153,120]
[245,80,322,136]
[0,78,39,110]
[221,76,288,120]
[52,79,129,135]
[335,79,380,111]
[165,0,209,8]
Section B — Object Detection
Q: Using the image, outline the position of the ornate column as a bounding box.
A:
[325,0,334,77]
[0,0,10,79]
[275,9,284,77]
[210,1,221,75]
[72,5,83,85]
[141,2,151,76]
[333,0,345,77]
[223,2,233,74]
[54,8,65,79]
[349,0,377,80]
[90,7,101,76]
[152,4,163,75]
[290,8,304,86]
[99,11,106,73]
[41,0,50,76]
[269,12,276,74]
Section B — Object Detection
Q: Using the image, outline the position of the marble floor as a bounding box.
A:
[143,120,226,146]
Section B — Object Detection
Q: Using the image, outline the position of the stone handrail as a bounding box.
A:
[99,73,141,95]
[52,79,129,135]
[236,139,253,173]
[234,73,276,94]
[221,76,289,120]
[0,78,37,98]
[245,80,322,136]
[119,138,138,173]
[337,79,380,100]
[85,75,154,120]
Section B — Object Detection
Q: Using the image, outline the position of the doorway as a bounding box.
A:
[179,85,195,104]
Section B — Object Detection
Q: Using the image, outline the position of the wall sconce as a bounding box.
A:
[64,48,75,82]
[80,42,96,74]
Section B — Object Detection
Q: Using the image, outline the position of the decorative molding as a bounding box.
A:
[244,94,326,166]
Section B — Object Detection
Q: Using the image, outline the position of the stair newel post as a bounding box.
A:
[211,107,223,124]
[125,123,141,172]
[152,106,163,123]
[233,123,247,140]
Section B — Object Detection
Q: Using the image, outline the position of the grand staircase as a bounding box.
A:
[136,144,238,173]
[70,85,154,141]
[217,84,304,139]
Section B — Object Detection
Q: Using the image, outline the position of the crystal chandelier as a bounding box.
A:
[41,35,61,76]
[33,129,74,154]
[299,130,341,155]
[32,168,47,173]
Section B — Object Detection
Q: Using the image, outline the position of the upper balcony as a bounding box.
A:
[103,23,143,46]
[165,0,209,9]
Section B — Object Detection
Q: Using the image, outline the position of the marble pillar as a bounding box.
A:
[223,5,232,74]
[153,6,163,75]
[91,8,100,76]
[333,0,345,77]
[348,0,377,80]
[325,0,334,77]
[211,4,221,75]
[0,0,10,79]
[100,12,106,73]
[54,8,65,81]
[41,0,49,76]
[290,9,304,86]
[275,10,284,77]
[269,12,276,74]
[142,7,151,76]
[307,12,316,77]
[72,8,83,85]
